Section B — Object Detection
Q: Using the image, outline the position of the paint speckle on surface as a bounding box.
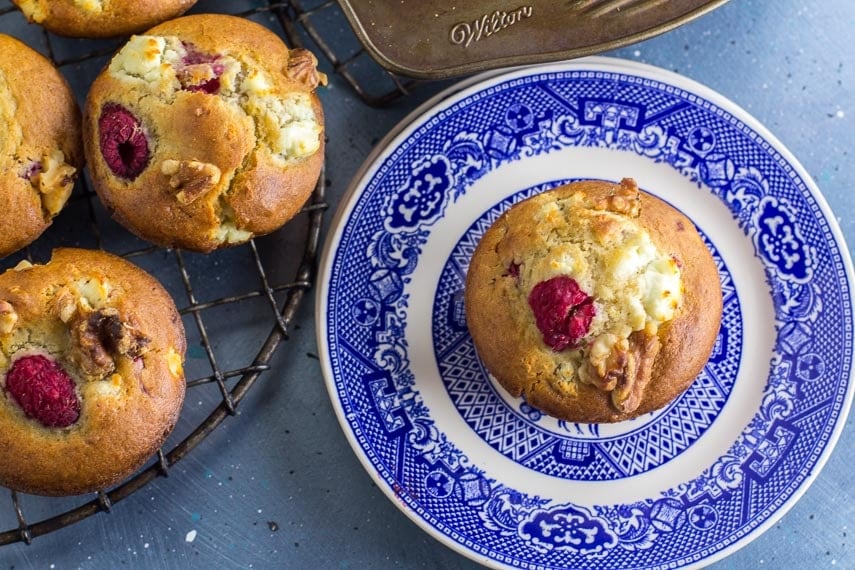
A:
[185,530,197,543]
[191,512,201,522]
[144,543,150,549]
[268,521,279,532]
[836,110,845,118]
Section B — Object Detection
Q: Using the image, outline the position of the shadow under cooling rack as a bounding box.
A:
[0,0,332,546]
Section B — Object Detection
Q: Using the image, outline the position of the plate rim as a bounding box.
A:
[315,56,855,569]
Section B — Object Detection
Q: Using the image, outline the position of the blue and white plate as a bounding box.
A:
[316,57,854,569]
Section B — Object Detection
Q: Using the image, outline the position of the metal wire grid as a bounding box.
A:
[0,0,329,546]
[289,0,420,106]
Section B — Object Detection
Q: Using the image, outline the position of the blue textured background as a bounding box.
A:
[1,0,851,568]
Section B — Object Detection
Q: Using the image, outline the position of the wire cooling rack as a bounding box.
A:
[288,0,418,106]
[0,0,384,545]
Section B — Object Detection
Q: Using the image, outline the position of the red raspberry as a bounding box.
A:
[179,43,224,94]
[5,355,80,428]
[99,104,150,180]
[181,42,219,66]
[185,76,221,94]
[528,276,596,351]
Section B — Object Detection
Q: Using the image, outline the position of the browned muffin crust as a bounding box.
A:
[83,14,326,252]
[465,179,722,423]
[11,0,197,38]
[0,34,82,259]
[0,248,186,495]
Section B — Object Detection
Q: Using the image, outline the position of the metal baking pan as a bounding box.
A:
[337,0,729,79]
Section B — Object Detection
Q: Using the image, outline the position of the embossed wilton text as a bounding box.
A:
[450,6,533,48]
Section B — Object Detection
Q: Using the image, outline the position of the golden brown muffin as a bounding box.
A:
[82,14,326,252]
[465,178,722,423]
[11,0,197,38]
[0,34,82,259]
[0,248,186,495]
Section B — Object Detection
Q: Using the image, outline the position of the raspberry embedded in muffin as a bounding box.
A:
[5,354,80,428]
[528,275,596,352]
[0,34,82,259]
[176,42,225,93]
[465,178,722,423]
[0,248,186,496]
[99,104,151,180]
[83,14,327,252]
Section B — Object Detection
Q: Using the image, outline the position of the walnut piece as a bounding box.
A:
[610,330,660,413]
[286,48,327,90]
[589,178,641,217]
[578,329,660,414]
[70,308,151,377]
[161,159,222,205]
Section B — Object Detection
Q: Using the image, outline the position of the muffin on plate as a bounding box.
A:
[465,178,722,423]
[83,14,326,252]
[0,34,82,259]
[0,248,186,495]
[11,0,197,38]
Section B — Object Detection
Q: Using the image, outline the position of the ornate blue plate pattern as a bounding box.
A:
[318,59,854,569]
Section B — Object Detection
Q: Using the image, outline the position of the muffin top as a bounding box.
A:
[465,178,722,422]
[0,33,82,258]
[84,14,326,251]
[12,0,198,38]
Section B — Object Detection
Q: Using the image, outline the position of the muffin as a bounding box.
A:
[0,34,82,259]
[83,14,326,252]
[11,0,197,38]
[465,178,722,423]
[0,248,186,495]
